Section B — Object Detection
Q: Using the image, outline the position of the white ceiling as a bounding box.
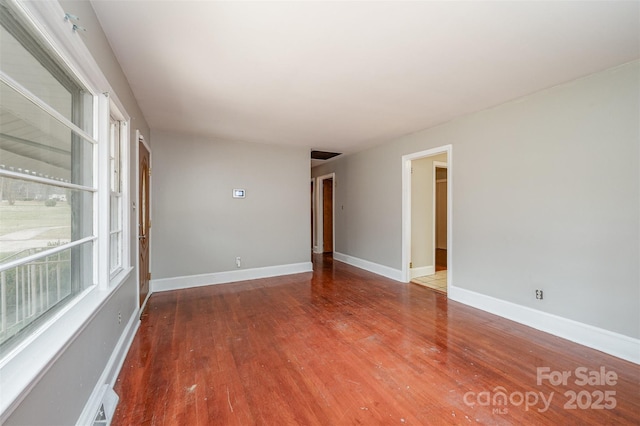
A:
[90,0,639,158]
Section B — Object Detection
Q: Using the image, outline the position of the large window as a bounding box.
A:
[0,1,99,352]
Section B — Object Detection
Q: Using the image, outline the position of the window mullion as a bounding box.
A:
[96,93,111,290]
[120,122,130,272]
[0,170,96,192]
[0,70,97,144]
[0,236,96,273]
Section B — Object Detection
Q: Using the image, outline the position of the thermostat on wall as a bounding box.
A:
[232,189,246,198]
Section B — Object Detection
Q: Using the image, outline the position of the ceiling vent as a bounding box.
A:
[311,150,341,160]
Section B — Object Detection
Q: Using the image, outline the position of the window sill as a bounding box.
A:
[110,266,133,287]
[0,266,133,422]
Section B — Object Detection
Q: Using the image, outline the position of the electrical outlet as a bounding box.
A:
[118,311,122,324]
[535,289,544,300]
[236,257,241,268]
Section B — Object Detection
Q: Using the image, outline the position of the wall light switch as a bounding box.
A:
[233,189,245,198]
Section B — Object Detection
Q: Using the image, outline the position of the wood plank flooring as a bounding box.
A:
[112,255,640,425]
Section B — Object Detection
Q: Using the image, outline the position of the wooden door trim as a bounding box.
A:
[136,130,152,311]
[315,173,335,254]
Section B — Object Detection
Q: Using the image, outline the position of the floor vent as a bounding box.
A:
[93,404,107,425]
[91,385,119,425]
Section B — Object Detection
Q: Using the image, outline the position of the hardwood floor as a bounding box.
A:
[112,255,639,425]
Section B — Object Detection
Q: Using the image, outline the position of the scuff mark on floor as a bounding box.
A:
[227,387,234,412]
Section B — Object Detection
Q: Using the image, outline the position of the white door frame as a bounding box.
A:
[315,173,335,254]
[401,145,452,285]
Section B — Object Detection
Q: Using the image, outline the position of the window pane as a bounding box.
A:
[109,119,121,193]
[110,193,120,231]
[0,240,93,351]
[0,80,94,187]
[109,232,120,273]
[0,16,93,133]
[0,178,92,263]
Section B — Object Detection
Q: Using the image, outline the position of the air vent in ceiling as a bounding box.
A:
[311,150,341,160]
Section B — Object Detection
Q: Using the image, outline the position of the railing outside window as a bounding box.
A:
[0,248,69,341]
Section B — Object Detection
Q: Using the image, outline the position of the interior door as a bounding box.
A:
[138,140,150,307]
[322,178,333,253]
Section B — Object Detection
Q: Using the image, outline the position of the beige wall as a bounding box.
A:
[313,60,640,339]
[151,130,310,279]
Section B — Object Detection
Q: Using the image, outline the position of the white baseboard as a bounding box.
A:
[151,262,313,293]
[448,286,640,364]
[410,265,435,280]
[106,310,141,387]
[333,252,403,282]
[76,309,140,425]
[139,290,151,315]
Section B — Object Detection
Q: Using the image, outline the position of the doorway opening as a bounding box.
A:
[434,164,448,272]
[311,178,315,251]
[315,173,335,255]
[401,146,452,293]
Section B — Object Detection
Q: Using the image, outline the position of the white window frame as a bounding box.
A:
[108,102,130,282]
[0,0,132,421]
